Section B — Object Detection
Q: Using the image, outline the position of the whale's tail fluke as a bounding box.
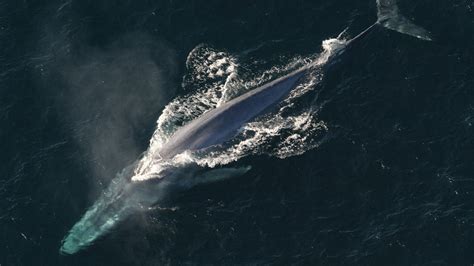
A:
[376,0,432,41]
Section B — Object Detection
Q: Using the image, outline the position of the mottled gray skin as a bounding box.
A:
[159,68,308,159]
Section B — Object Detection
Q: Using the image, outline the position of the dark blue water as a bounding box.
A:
[1,0,474,265]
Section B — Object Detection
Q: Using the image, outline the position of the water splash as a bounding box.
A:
[133,36,347,180]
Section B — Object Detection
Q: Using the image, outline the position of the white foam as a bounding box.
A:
[133,37,347,181]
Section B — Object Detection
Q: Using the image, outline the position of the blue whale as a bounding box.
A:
[60,0,432,255]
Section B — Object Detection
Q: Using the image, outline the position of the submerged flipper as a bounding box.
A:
[188,166,252,187]
[376,0,432,41]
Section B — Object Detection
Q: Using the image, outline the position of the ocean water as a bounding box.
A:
[1,0,474,265]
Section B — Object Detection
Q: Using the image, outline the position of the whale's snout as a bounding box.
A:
[59,177,138,255]
[60,233,85,255]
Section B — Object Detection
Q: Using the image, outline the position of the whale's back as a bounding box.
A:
[159,68,307,159]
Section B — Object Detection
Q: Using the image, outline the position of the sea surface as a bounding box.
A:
[1,0,474,265]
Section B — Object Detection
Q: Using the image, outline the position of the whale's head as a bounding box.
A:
[59,159,235,255]
[60,176,137,255]
[59,168,178,255]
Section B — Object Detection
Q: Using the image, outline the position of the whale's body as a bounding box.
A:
[60,0,432,255]
[160,68,307,159]
[158,22,381,160]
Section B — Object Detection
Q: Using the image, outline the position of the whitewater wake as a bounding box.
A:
[132,37,346,181]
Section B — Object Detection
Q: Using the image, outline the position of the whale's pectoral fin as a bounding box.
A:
[187,166,252,188]
[199,166,252,184]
